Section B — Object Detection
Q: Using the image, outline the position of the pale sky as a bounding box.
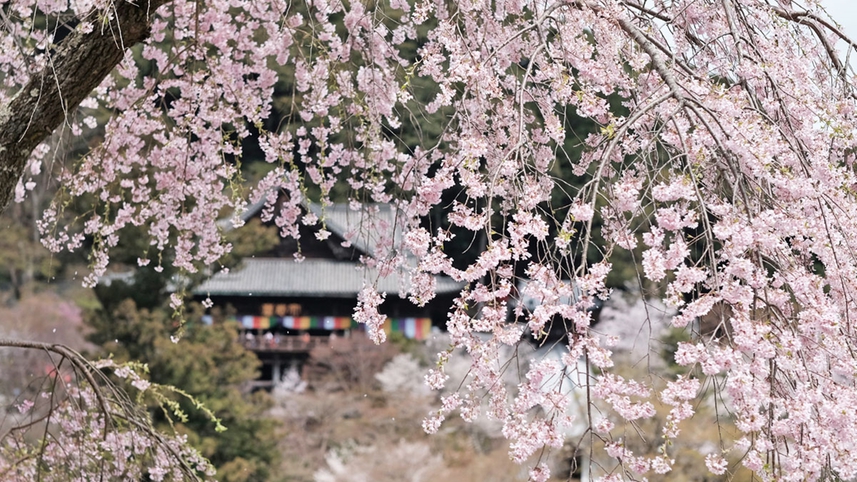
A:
[822,0,857,41]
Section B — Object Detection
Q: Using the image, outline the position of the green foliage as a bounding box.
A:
[86,300,280,481]
[94,267,171,312]
[661,326,692,375]
[385,330,422,355]
[0,205,62,297]
[220,218,281,266]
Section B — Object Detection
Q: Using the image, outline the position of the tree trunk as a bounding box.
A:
[0,0,168,212]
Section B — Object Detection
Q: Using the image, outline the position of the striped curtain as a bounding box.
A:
[210,315,434,340]
[383,318,432,340]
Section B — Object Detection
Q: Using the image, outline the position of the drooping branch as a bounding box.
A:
[0,0,170,213]
[771,5,857,52]
[0,338,207,481]
[0,338,122,440]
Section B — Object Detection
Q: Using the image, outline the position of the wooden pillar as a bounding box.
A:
[272,354,281,386]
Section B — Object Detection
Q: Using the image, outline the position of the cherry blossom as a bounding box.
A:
[6,0,857,479]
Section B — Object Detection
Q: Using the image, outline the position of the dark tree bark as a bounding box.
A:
[0,0,169,212]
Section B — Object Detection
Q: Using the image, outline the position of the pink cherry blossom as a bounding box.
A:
[7,0,857,479]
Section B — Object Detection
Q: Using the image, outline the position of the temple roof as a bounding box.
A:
[221,196,401,258]
[194,258,463,298]
[304,202,402,258]
[199,200,460,299]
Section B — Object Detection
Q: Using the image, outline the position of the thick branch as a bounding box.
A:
[614,15,686,104]
[0,0,168,213]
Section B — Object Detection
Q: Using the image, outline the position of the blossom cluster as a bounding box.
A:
[6,0,857,479]
[0,386,214,481]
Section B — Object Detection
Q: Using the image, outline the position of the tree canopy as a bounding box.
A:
[3,0,857,480]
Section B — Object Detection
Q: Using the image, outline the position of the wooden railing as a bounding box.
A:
[240,335,330,353]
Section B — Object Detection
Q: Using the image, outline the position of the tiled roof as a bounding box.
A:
[216,195,269,231]
[222,197,401,258]
[194,258,464,298]
[306,202,398,257]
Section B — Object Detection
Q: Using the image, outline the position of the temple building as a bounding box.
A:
[195,199,463,388]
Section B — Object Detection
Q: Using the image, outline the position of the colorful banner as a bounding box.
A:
[214,315,351,330]
[281,316,347,329]
[383,317,432,340]
[239,316,279,329]
[323,316,353,330]
[212,315,433,340]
